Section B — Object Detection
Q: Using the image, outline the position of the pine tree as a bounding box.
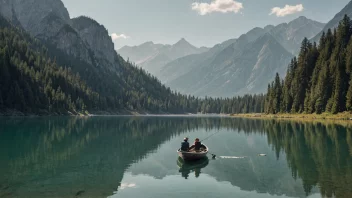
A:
[328,15,351,113]
[273,73,282,113]
[346,73,352,111]
[282,60,294,112]
[292,38,314,113]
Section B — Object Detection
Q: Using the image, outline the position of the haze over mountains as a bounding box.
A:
[118,38,208,76]
[166,16,325,97]
[120,16,325,97]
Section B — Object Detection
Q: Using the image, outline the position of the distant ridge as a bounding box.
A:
[117,38,209,76]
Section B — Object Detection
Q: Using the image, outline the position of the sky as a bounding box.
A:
[61,0,351,50]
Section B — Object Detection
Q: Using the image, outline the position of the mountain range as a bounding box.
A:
[118,38,208,76]
[157,16,325,97]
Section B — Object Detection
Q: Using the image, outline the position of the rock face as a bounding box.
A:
[0,0,71,38]
[268,16,325,55]
[117,38,209,76]
[0,0,121,71]
[161,16,325,97]
[72,16,116,67]
[51,24,94,65]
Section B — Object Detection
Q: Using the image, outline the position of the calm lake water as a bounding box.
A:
[0,116,352,198]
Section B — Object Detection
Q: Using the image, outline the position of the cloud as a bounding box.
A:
[270,4,304,17]
[111,33,130,41]
[192,0,243,15]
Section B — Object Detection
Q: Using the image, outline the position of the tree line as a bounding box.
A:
[265,15,352,114]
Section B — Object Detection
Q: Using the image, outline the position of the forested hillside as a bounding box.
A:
[0,16,98,115]
[0,15,265,115]
[265,15,352,115]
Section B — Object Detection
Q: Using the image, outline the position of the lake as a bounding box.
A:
[0,116,352,198]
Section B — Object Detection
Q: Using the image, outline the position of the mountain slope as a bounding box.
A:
[0,15,98,115]
[168,33,293,97]
[118,41,165,65]
[163,16,324,97]
[159,27,267,85]
[158,38,237,84]
[117,38,208,76]
[0,0,71,39]
[268,16,325,55]
[312,0,352,42]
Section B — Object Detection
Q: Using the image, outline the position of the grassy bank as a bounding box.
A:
[231,112,352,121]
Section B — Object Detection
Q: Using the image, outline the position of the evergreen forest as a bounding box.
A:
[265,15,352,115]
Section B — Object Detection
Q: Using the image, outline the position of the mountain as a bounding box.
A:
[0,15,97,115]
[167,33,293,97]
[118,41,165,65]
[312,0,352,42]
[117,38,208,75]
[0,0,71,39]
[267,16,325,55]
[158,38,237,84]
[161,16,325,97]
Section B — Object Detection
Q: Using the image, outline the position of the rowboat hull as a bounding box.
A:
[177,145,208,161]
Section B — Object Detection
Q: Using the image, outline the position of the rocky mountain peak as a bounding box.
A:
[71,16,116,67]
[0,0,71,38]
[173,38,193,48]
[288,15,324,29]
[141,41,155,46]
[264,25,275,32]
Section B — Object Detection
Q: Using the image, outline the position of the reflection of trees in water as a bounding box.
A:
[262,120,352,198]
[1,117,352,198]
[0,117,244,197]
[0,117,102,179]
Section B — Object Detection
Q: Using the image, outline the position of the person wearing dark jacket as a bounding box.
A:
[193,138,202,151]
[181,137,190,151]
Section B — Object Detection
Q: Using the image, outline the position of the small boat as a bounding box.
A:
[177,144,208,161]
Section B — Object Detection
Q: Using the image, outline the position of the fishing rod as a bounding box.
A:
[200,130,222,142]
[198,130,222,158]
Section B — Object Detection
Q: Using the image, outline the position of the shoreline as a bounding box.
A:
[230,112,352,121]
[0,109,231,117]
[3,108,352,122]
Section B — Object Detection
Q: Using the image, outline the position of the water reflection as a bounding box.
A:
[177,157,209,179]
[0,116,351,197]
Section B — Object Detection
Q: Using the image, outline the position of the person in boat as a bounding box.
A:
[193,138,202,151]
[181,137,190,151]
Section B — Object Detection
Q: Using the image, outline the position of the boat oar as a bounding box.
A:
[200,130,221,142]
